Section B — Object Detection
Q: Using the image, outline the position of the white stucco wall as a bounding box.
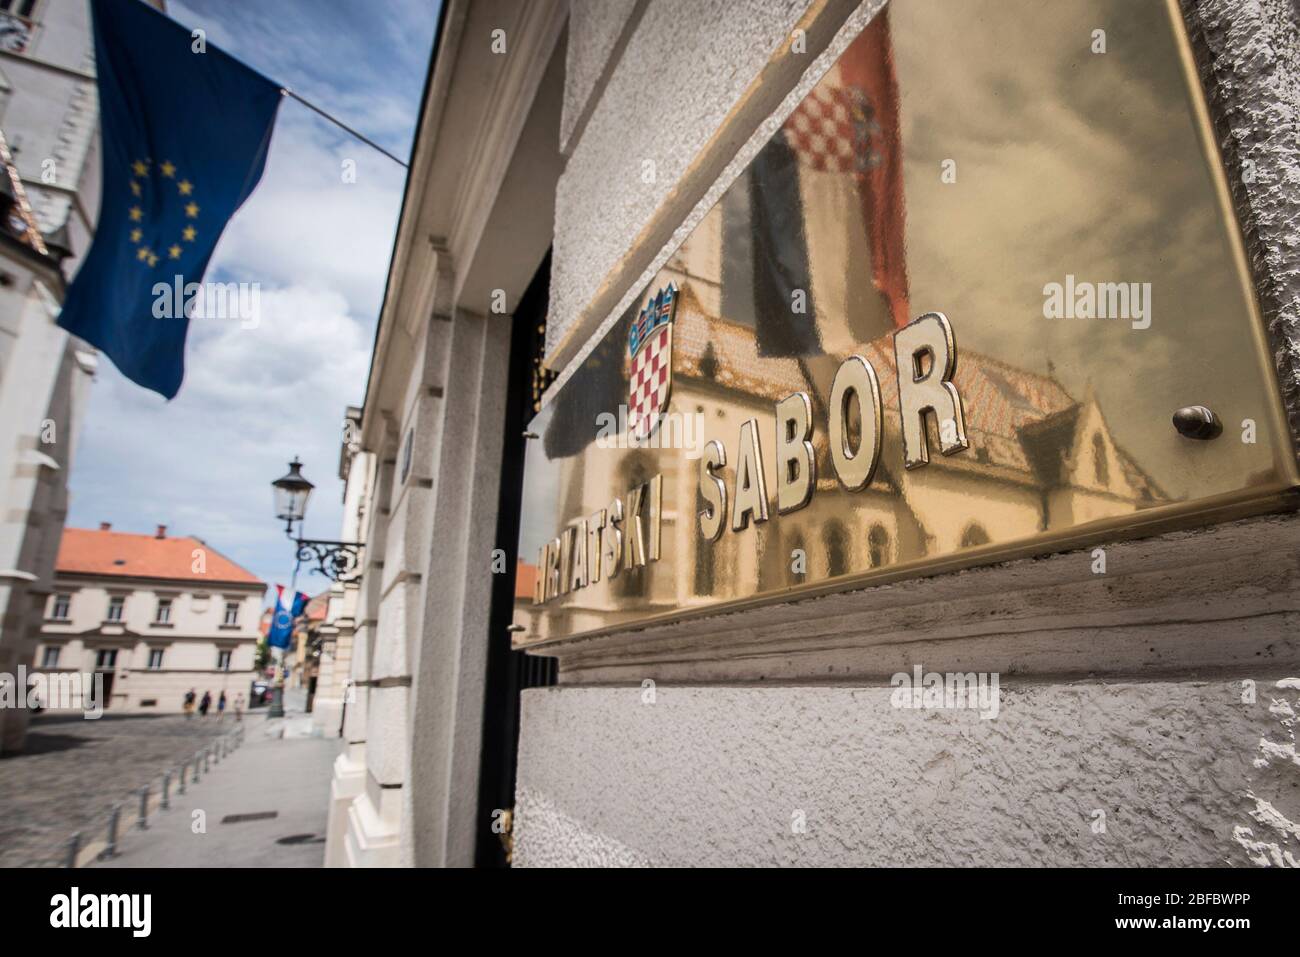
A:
[515,679,1300,867]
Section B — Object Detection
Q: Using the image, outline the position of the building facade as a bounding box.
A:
[327,0,1300,867]
[0,0,109,752]
[311,406,369,740]
[33,523,264,713]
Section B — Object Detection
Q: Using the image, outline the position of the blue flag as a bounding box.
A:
[58,0,282,399]
[266,585,308,649]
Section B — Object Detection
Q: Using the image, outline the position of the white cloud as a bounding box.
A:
[66,1,436,597]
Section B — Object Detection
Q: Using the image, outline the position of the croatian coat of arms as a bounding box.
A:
[627,283,678,442]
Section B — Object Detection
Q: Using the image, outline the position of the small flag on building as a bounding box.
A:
[266,585,308,649]
[57,0,282,399]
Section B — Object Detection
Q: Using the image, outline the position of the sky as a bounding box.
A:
[66,0,440,601]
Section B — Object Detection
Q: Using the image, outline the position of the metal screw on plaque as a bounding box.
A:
[66,831,82,868]
[137,786,149,830]
[101,804,121,859]
[161,770,171,809]
[1172,405,1222,440]
[178,763,187,795]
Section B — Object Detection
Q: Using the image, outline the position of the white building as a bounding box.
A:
[32,523,264,713]
[0,0,109,752]
[311,406,371,739]
[326,0,1300,868]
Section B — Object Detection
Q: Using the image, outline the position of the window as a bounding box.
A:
[823,521,849,578]
[50,593,70,620]
[154,598,172,623]
[41,646,59,668]
[694,529,716,596]
[756,526,783,592]
[223,601,240,626]
[147,648,164,670]
[788,532,806,585]
[106,596,125,621]
[1092,432,1109,486]
[868,524,890,567]
[95,649,118,669]
[217,650,232,671]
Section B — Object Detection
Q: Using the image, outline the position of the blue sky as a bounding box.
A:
[66,0,440,600]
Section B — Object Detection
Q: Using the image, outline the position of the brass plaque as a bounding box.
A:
[514,0,1298,647]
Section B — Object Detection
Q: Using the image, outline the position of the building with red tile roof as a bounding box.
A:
[33,523,266,714]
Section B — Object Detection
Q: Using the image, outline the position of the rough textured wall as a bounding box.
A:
[560,0,642,154]
[514,680,1300,867]
[1183,0,1300,454]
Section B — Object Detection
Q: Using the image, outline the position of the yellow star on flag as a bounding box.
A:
[178,180,193,196]
[137,246,151,262]
[131,159,149,176]
[184,202,199,218]
[130,228,142,242]
[147,253,158,267]
[182,225,197,241]
[160,160,176,178]
[168,245,182,259]
[130,181,141,197]
[129,206,143,222]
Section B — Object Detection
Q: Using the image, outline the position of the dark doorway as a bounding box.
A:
[96,671,114,708]
[474,250,558,868]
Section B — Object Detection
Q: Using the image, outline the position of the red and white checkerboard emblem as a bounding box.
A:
[628,284,677,442]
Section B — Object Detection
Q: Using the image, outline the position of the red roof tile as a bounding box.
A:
[515,561,537,601]
[56,526,263,586]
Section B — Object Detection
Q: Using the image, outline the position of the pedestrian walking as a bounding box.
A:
[218,691,227,720]
[199,690,212,717]
[233,693,245,722]
[183,688,196,718]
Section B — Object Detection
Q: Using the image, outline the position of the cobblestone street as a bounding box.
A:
[0,709,248,867]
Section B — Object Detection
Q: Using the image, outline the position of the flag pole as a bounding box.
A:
[280,88,410,169]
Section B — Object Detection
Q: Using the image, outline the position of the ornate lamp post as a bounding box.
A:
[266,457,361,718]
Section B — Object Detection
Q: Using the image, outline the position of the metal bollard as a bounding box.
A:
[192,752,202,783]
[178,762,187,795]
[203,747,210,773]
[137,786,149,830]
[161,770,171,809]
[65,831,82,869]
[100,804,121,859]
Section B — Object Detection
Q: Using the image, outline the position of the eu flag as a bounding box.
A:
[58,0,282,399]
[266,585,308,650]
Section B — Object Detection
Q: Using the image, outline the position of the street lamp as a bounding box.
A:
[266,458,362,718]
[272,457,313,530]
